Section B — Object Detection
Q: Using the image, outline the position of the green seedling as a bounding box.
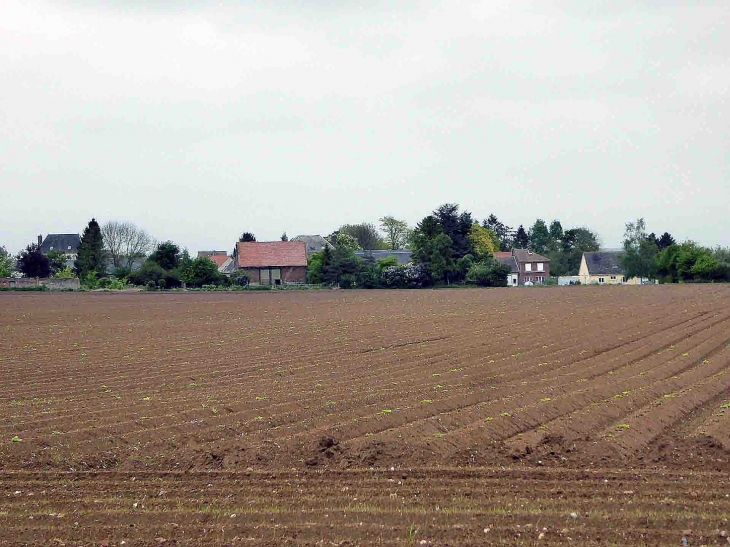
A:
[380,409,392,415]
[420,399,433,405]
[616,424,631,430]
[11,436,22,442]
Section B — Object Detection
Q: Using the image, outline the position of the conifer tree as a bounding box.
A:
[75,218,106,278]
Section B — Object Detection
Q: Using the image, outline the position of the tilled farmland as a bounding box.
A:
[1,286,728,545]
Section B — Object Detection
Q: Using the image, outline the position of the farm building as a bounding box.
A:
[234,241,308,285]
[493,252,519,286]
[579,251,641,285]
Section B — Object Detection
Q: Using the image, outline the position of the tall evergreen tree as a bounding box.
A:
[528,219,551,254]
[74,218,106,278]
[658,232,676,251]
[483,214,513,251]
[514,225,529,249]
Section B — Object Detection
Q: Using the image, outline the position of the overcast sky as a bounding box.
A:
[1,0,728,254]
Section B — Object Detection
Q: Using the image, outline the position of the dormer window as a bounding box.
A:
[68,246,72,250]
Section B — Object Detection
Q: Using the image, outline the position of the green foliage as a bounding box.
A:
[376,256,399,273]
[127,259,181,288]
[330,232,361,252]
[146,280,156,291]
[620,218,658,280]
[148,241,180,271]
[46,249,68,276]
[549,220,564,243]
[97,277,127,290]
[158,279,166,290]
[338,223,386,250]
[656,242,728,283]
[0,246,14,277]
[82,271,99,289]
[514,225,529,248]
[232,273,250,287]
[468,223,498,259]
[17,243,51,278]
[281,232,288,241]
[483,214,513,251]
[113,266,132,279]
[307,249,326,284]
[432,203,473,259]
[528,219,551,254]
[239,232,256,242]
[379,216,411,250]
[54,267,75,279]
[75,218,106,279]
[181,257,225,288]
[466,257,510,287]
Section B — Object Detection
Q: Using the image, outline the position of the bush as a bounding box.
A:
[146,280,156,291]
[381,263,428,288]
[158,279,166,290]
[232,274,250,287]
[54,267,75,279]
[339,273,357,289]
[181,257,225,288]
[113,267,132,279]
[466,260,509,287]
[128,259,181,288]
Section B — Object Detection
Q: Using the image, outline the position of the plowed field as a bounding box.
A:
[1,286,728,545]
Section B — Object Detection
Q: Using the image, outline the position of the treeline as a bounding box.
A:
[621,219,730,283]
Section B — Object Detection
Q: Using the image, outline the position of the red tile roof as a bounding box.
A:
[493,252,512,258]
[236,241,308,268]
[205,254,230,268]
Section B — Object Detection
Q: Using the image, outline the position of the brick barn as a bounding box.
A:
[234,241,308,285]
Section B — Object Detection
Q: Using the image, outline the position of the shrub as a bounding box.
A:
[466,260,509,287]
[146,280,156,291]
[54,267,75,279]
[158,279,166,290]
[232,274,250,287]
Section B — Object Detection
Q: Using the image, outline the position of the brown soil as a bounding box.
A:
[0,285,728,545]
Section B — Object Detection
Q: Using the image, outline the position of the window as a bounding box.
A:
[622,277,627,283]
[525,276,531,282]
[525,263,532,272]
[537,263,544,272]
[611,275,616,280]
[536,276,544,283]
[598,277,605,283]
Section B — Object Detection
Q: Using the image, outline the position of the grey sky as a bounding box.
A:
[1,0,728,255]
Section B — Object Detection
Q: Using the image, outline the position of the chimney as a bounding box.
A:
[38,234,43,247]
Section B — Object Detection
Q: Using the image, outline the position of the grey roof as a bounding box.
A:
[583,251,625,275]
[355,249,413,266]
[495,255,519,273]
[40,234,80,254]
[291,235,333,256]
[512,249,550,263]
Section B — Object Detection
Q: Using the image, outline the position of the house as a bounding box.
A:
[354,249,413,265]
[493,249,550,285]
[494,252,519,286]
[579,251,641,285]
[291,235,333,257]
[38,234,81,258]
[234,241,308,285]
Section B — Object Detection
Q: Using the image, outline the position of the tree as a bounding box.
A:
[466,256,510,287]
[182,257,224,287]
[468,223,498,259]
[483,214,513,251]
[281,232,289,241]
[379,216,411,250]
[620,218,658,280]
[0,246,12,277]
[559,227,601,275]
[433,203,473,258]
[332,232,361,252]
[658,232,676,251]
[148,241,181,271]
[549,220,564,243]
[46,250,69,276]
[101,221,153,269]
[239,232,256,242]
[75,218,106,279]
[339,223,385,250]
[528,219,551,254]
[514,225,529,249]
[16,244,51,278]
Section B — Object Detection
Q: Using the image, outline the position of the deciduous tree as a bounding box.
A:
[468,223,498,259]
[621,218,658,280]
[528,219,551,254]
[379,216,411,250]
[338,223,385,250]
[1,246,14,277]
[101,221,154,269]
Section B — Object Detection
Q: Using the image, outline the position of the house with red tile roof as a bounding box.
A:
[234,241,308,285]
